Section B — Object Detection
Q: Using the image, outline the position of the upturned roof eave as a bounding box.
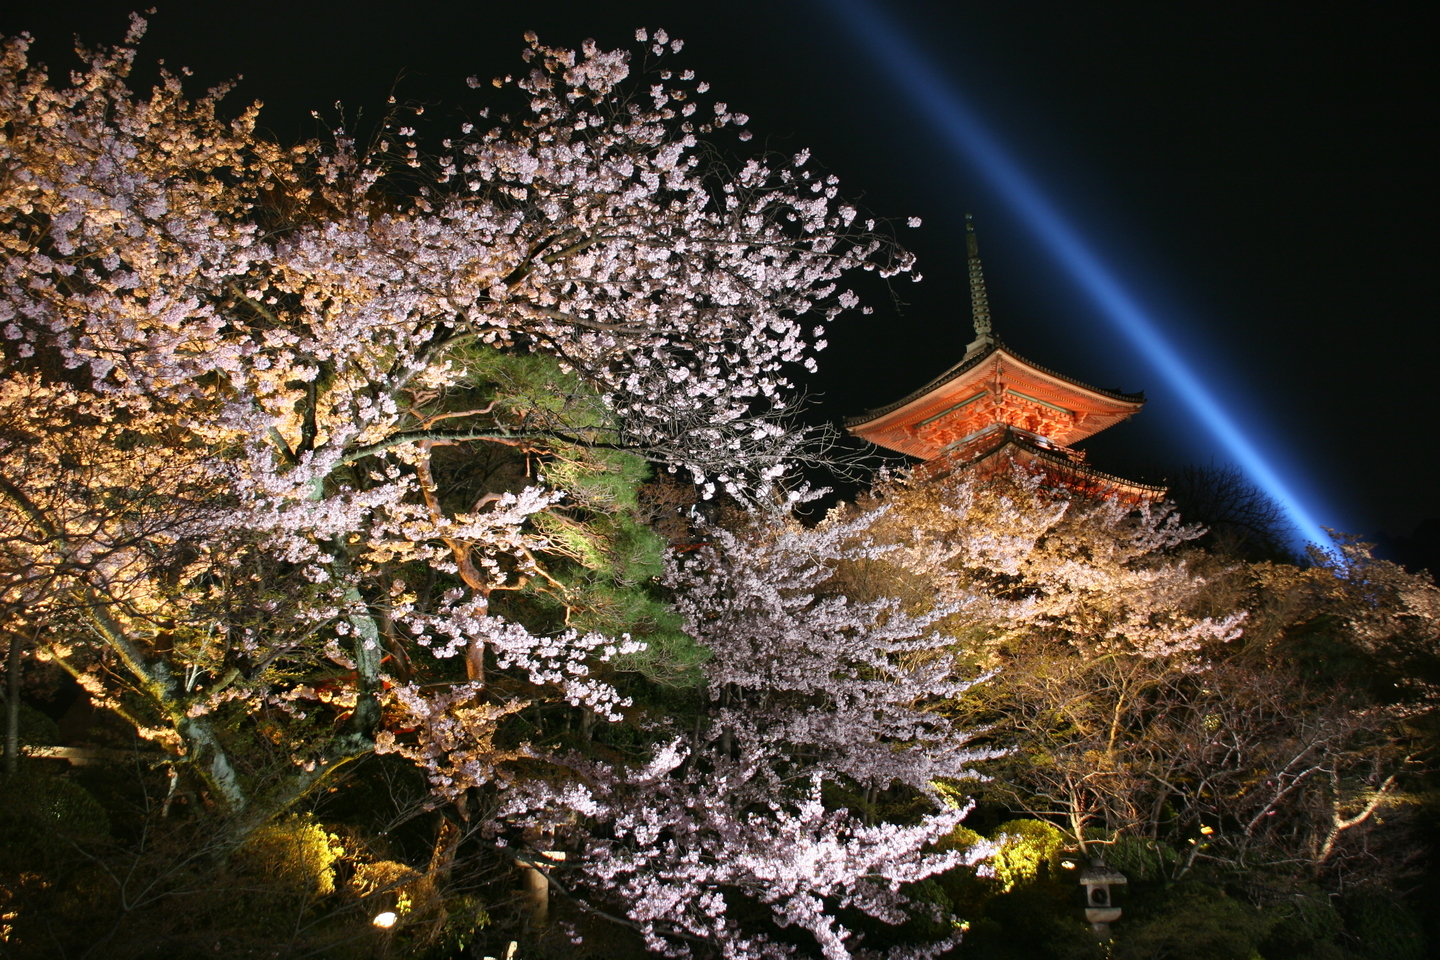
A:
[844,339,1146,429]
[951,431,1168,497]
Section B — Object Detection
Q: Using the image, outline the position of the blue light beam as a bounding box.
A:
[825,0,1335,549]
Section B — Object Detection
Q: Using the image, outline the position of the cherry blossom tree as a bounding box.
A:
[537,502,998,959]
[0,16,931,954]
[837,467,1439,907]
[826,469,1243,847]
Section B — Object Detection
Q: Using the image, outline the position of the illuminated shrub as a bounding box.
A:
[989,819,1067,892]
[235,814,345,898]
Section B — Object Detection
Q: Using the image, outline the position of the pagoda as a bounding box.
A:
[846,217,1163,502]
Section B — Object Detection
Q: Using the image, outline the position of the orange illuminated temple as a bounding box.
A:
[846,217,1164,502]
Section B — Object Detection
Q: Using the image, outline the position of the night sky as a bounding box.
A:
[3,1,1434,541]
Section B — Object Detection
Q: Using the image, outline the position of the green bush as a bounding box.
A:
[1339,891,1428,960]
[1258,887,1347,960]
[0,769,110,845]
[14,702,62,745]
[234,813,345,898]
[1104,834,1182,883]
[957,886,1105,960]
[990,819,1068,892]
[1113,884,1270,960]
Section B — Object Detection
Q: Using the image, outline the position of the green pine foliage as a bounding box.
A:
[471,353,711,688]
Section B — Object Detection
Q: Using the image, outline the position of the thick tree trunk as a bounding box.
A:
[521,860,549,926]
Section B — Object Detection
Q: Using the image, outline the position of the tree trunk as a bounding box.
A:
[4,630,21,778]
[521,860,549,927]
[409,809,466,946]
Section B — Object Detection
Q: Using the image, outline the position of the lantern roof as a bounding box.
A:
[1077,859,1128,886]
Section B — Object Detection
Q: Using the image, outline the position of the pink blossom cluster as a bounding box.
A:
[527,504,999,958]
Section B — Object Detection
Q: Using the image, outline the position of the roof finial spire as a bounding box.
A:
[965,213,995,354]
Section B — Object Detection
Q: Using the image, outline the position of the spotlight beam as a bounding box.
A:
[824,0,1334,549]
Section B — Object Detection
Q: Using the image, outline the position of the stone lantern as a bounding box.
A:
[1077,858,1127,935]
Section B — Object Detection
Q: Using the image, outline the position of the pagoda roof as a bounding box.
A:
[845,340,1146,461]
[847,339,1144,426]
[931,428,1166,502]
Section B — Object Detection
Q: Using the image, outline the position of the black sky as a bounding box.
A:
[3,0,1435,538]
